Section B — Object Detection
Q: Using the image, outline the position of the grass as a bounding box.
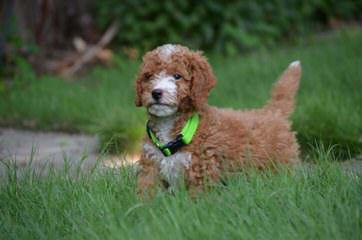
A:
[0,149,361,239]
[0,28,362,154]
[1,29,361,239]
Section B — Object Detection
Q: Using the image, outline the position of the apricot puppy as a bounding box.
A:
[135,44,301,196]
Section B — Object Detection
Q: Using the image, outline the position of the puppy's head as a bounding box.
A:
[135,44,216,117]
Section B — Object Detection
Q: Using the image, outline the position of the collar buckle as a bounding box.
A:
[161,134,185,156]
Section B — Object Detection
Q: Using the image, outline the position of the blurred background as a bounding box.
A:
[0,0,361,167]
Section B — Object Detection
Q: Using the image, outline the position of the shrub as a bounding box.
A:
[94,0,362,54]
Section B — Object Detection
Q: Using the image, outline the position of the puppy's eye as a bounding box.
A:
[173,74,182,80]
[144,73,152,80]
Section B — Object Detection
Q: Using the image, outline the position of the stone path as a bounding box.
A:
[0,128,140,176]
[0,128,101,174]
[341,156,362,175]
[0,127,360,176]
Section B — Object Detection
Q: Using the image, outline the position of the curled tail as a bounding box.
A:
[265,61,302,118]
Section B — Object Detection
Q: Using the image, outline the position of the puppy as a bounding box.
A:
[135,44,301,196]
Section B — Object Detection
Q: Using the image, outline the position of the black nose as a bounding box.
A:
[151,89,163,101]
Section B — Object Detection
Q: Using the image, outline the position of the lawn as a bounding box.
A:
[1,28,362,240]
[0,149,361,239]
[0,28,361,155]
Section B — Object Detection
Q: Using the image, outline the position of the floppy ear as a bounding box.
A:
[135,72,143,107]
[189,51,216,110]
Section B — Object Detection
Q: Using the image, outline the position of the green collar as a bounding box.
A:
[146,113,200,157]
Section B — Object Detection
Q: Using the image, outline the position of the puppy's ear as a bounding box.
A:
[189,51,216,110]
[135,72,143,107]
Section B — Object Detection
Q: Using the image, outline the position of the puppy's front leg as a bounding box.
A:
[185,153,222,197]
[137,155,160,200]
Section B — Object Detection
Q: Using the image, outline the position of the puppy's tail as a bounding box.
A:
[264,61,302,118]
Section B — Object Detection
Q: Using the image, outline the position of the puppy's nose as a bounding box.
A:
[151,89,163,101]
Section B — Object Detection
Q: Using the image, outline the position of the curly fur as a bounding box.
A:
[135,44,302,197]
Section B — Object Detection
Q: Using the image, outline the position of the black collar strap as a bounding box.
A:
[146,113,200,157]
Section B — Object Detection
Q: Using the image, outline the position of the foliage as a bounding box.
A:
[0,149,361,239]
[94,0,362,54]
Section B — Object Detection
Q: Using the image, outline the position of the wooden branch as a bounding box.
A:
[61,21,119,77]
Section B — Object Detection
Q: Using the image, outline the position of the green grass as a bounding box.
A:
[0,149,361,239]
[1,28,362,154]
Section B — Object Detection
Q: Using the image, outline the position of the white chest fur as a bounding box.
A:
[143,117,192,187]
